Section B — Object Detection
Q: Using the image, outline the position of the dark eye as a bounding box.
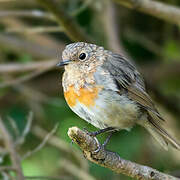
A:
[79,53,86,60]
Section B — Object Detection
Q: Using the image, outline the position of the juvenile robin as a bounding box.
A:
[57,42,180,150]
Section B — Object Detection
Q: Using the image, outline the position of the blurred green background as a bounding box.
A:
[0,0,180,180]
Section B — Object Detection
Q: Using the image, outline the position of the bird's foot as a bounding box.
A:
[83,127,115,137]
[94,132,113,153]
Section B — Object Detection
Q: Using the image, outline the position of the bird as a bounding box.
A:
[57,42,180,151]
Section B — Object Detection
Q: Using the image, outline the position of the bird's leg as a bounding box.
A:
[94,130,117,153]
[83,127,115,137]
[102,132,113,147]
[83,127,117,153]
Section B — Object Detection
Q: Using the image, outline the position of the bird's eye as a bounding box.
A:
[79,53,86,61]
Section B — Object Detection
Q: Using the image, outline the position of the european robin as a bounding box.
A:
[57,42,180,150]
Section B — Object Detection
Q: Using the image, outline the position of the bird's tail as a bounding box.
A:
[139,114,180,151]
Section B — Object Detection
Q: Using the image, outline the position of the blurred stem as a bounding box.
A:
[0,10,55,20]
[0,67,53,88]
[114,0,180,26]
[32,125,88,171]
[6,26,63,34]
[0,34,58,58]
[0,60,58,74]
[102,1,129,56]
[36,0,92,42]
[60,159,96,180]
[0,117,24,180]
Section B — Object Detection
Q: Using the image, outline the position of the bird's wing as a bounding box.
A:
[102,53,164,121]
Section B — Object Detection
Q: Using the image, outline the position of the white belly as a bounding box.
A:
[69,90,140,130]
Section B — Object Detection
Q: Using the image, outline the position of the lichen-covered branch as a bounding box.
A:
[36,0,92,42]
[68,127,179,180]
[114,0,180,26]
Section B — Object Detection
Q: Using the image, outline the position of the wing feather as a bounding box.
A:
[102,53,164,121]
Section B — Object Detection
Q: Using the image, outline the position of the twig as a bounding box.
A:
[7,116,19,137]
[0,34,58,58]
[0,117,24,180]
[32,125,88,171]
[6,26,63,34]
[0,60,58,74]
[0,10,54,20]
[103,1,122,54]
[124,29,163,57]
[68,127,180,180]
[22,123,59,160]
[0,166,16,172]
[0,0,17,2]
[114,0,180,26]
[59,159,96,180]
[36,0,92,42]
[70,0,92,16]
[15,111,33,146]
[1,172,10,180]
[0,64,56,88]
[25,176,62,180]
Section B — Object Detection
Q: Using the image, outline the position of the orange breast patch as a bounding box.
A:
[64,86,100,107]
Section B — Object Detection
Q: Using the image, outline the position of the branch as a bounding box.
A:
[36,0,92,42]
[60,159,95,180]
[5,26,62,34]
[0,117,24,180]
[32,125,88,171]
[0,67,52,88]
[103,1,125,54]
[22,123,58,160]
[0,60,58,74]
[0,34,58,58]
[114,0,180,26]
[0,10,54,20]
[68,127,179,180]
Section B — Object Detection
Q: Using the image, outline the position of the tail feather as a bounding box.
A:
[140,112,180,150]
[145,123,168,150]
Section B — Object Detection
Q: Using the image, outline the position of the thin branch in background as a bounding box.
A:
[36,0,92,42]
[32,125,88,171]
[0,17,64,56]
[15,111,33,146]
[68,127,179,180]
[0,59,58,74]
[1,172,10,180]
[0,117,24,180]
[0,34,59,58]
[0,63,57,88]
[70,0,92,16]
[6,26,63,34]
[0,166,17,172]
[103,1,126,55]
[59,159,96,180]
[114,0,180,26]
[124,29,163,57]
[25,176,62,180]
[0,0,17,2]
[0,10,55,20]
[0,146,7,154]
[22,123,59,160]
[7,116,19,137]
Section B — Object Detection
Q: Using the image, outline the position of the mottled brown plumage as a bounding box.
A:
[58,42,180,150]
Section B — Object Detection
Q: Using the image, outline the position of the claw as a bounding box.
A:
[71,139,74,145]
[83,127,115,137]
[94,144,105,154]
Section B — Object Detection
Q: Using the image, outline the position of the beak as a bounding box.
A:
[56,60,71,67]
